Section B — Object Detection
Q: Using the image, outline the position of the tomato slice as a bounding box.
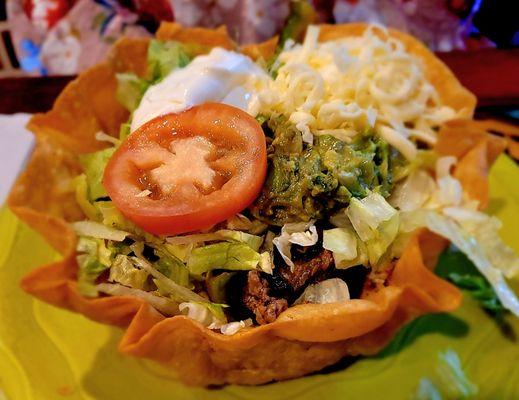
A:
[103,103,267,235]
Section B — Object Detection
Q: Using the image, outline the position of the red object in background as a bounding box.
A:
[446,0,474,17]
[104,103,268,236]
[312,0,336,22]
[22,0,75,29]
[437,49,519,106]
[132,0,174,23]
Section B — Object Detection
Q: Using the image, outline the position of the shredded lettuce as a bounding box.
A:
[78,148,115,201]
[163,243,193,263]
[225,214,268,234]
[72,221,129,241]
[329,208,352,228]
[442,207,519,279]
[166,229,263,252]
[323,227,357,260]
[325,214,370,268]
[339,192,399,266]
[95,131,120,146]
[97,201,134,231]
[365,212,399,265]
[399,209,429,234]
[432,175,463,208]
[426,212,519,316]
[390,170,436,212]
[96,283,179,315]
[187,242,261,278]
[108,255,148,290]
[220,319,253,335]
[115,39,191,120]
[165,232,223,245]
[295,278,350,304]
[397,204,519,317]
[119,122,131,141]
[258,251,274,274]
[73,174,100,221]
[392,155,466,213]
[334,244,368,269]
[147,40,191,82]
[153,248,191,288]
[76,237,113,296]
[178,301,227,328]
[206,272,235,304]
[218,230,263,252]
[272,221,318,268]
[97,201,160,244]
[132,257,206,303]
[346,192,397,241]
[201,302,228,323]
[116,73,149,113]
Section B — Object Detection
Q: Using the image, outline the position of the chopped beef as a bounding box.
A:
[268,228,335,300]
[290,239,324,262]
[242,271,288,325]
[224,227,368,326]
[237,248,334,325]
[278,249,334,292]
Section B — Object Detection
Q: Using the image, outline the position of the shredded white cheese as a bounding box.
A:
[256,25,459,158]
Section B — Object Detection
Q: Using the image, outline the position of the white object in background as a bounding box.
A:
[0,114,34,205]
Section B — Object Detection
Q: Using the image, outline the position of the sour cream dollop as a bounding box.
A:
[131,48,269,132]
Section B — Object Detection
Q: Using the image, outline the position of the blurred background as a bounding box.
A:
[0,0,518,77]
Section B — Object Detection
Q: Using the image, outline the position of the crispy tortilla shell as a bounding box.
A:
[18,224,460,385]
[9,23,498,386]
[436,119,507,208]
[156,23,236,51]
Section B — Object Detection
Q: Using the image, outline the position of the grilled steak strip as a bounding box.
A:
[242,271,288,325]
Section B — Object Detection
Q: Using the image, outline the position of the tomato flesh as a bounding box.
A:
[103,103,267,235]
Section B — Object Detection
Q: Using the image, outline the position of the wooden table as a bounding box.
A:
[0,49,518,115]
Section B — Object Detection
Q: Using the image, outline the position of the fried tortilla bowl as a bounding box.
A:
[8,23,508,386]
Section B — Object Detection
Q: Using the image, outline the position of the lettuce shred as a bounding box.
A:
[187,242,261,278]
[295,278,350,305]
[116,39,191,115]
[108,255,148,290]
[427,212,519,317]
[115,73,150,113]
[76,237,113,296]
[148,40,191,82]
[73,174,100,221]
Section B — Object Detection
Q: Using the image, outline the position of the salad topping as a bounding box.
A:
[71,25,519,335]
[104,103,267,235]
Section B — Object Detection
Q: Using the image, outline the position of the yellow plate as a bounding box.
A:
[1,155,518,399]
